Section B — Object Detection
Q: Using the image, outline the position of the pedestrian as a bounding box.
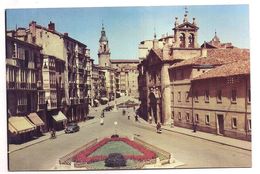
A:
[193,123,197,133]
[128,114,130,120]
[149,116,152,124]
[135,114,138,122]
[100,118,104,125]
[156,122,162,133]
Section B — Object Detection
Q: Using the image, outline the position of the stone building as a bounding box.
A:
[110,59,140,97]
[97,24,116,100]
[169,48,250,140]
[7,21,92,132]
[6,35,45,143]
[92,64,106,106]
[97,24,139,100]
[138,12,201,125]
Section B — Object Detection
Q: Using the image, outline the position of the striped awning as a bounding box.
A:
[8,116,36,134]
[27,113,45,126]
[52,111,67,122]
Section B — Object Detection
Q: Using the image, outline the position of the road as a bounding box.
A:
[8,98,251,170]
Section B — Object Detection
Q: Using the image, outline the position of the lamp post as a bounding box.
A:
[114,121,118,135]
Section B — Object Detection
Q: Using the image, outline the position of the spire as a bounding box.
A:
[183,6,188,23]
[99,22,108,42]
[102,20,104,31]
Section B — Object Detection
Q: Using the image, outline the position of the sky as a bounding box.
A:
[5,5,249,64]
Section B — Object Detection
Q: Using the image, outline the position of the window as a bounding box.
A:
[194,90,198,102]
[232,117,237,129]
[231,89,237,103]
[12,42,17,58]
[186,112,190,122]
[204,90,209,102]
[205,114,210,125]
[195,114,199,123]
[185,91,189,102]
[248,119,251,131]
[179,33,185,48]
[38,92,45,105]
[178,112,182,120]
[171,111,174,119]
[178,91,181,102]
[217,90,222,102]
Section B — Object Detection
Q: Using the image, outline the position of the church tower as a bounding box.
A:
[173,7,199,48]
[98,23,111,67]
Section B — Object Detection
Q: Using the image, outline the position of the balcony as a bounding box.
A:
[7,81,16,89]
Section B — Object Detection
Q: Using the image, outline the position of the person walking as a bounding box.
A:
[156,122,162,133]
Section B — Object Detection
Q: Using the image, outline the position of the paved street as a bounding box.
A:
[8,97,251,170]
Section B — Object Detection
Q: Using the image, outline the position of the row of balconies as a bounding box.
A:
[7,81,37,90]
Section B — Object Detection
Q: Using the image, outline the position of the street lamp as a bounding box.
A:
[114,121,118,135]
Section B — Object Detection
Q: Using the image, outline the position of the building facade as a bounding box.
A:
[7,21,93,136]
[138,12,201,125]
[110,59,140,98]
[169,48,250,140]
[6,36,45,143]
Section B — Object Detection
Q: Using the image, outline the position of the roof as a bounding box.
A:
[151,48,163,60]
[6,35,42,49]
[169,48,250,69]
[110,59,140,63]
[192,59,250,81]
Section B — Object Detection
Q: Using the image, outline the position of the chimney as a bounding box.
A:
[201,41,207,57]
[64,32,68,36]
[48,21,55,31]
[29,21,37,37]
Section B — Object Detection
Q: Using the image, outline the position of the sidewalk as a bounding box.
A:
[8,117,99,154]
[8,96,131,154]
[138,118,251,151]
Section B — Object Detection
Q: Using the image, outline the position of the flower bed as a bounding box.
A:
[73,137,156,164]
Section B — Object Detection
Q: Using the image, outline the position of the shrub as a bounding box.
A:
[105,153,126,167]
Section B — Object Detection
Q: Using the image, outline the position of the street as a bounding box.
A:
[8,97,251,170]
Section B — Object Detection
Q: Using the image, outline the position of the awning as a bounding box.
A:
[27,113,45,126]
[52,111,67,122]
[8,116,36,134]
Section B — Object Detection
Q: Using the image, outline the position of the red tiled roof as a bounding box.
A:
[192,59,250,81]
[170,48,250,69]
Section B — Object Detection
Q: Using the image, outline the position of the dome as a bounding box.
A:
[99,35,108,42]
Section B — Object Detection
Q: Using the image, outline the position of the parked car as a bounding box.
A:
[65,123,80,133]
[104,106,113,112]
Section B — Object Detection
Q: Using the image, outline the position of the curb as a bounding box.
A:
[138,119,251,151]
[8,119,99,154]
[160,126,251,151]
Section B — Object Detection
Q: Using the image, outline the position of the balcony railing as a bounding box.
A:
[7,81,37,90]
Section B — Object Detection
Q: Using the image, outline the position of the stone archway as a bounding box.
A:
[149,92,158,123]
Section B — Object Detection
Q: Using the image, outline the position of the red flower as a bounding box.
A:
[72,137,156,163]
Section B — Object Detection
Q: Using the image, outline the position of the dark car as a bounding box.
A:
[104,106,113,112]
[65,123,80,133]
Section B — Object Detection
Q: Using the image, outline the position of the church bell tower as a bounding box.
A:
[98,23,111,67]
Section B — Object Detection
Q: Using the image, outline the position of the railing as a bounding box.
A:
[134,137,171,160]
[59,138,98,165]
